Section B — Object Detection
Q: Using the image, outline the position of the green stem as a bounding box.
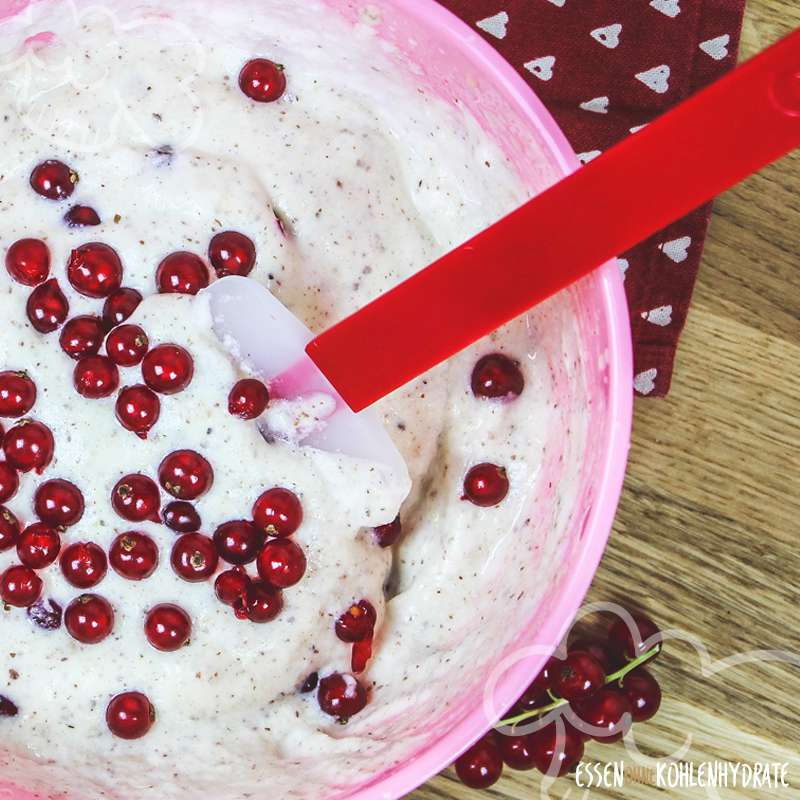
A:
[495,644,660,730]
[498,696,569,729]
[610,645,660,686]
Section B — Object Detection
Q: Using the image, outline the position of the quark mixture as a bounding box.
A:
[0,1,579,798]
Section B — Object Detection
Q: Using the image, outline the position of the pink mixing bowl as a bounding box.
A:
[319,3,633,794]
[0,1,632,798]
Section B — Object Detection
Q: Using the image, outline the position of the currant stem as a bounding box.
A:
[610,645,660,686]
[495,644,661,729]
[500,696,568,728]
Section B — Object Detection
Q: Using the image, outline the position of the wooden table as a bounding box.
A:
[416,2,800,797]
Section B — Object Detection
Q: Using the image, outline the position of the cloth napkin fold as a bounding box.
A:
[439,0,746,396]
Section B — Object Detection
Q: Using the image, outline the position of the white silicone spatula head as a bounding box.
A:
[204,276,408,479]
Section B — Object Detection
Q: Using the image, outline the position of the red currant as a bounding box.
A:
[3,420,54,473]
[471,354,524,400]
[59,315,105,360]
[156,252,209,295]
[0,371,36,418]
[34,478,85,528]
[552,651,606,702]
[64,205,101,227]
[528,722,585,776]
[208,231,256,277]
[67,242,123,298]
[171,533,218,582]
[239,58,287,103]
[65,594,114,644]
[351,639,373,674]
[142,344,194,395]
[608,614,662,662]
[0,462,18,504]
[111,474,161,523]
[106,692,154,739]
[27,598,63,630]
[30,160,78,200]
[109,532,159,580]
[573,687,632,743]
[462,463,509,507]
[372,515,401,548]
[252,487,302,537]
[515,657,562,710]
[16,523,61,569]
[214,567,250,606]
[115,384,160,439]
[102,287,142,331]
[0,695,18,717]
[163,500,201,533]
[568,637,617,672]
[620,668,662,722]
[499,733,538,771]
[0,507,21,551]
[228,378,269,419]
[144,604,191,652]
[454,732,503,789]
[73,355,119,399]
[238,579,283,622]
[317,673,367,721]
[106,324,149,367]
[5,238,50,286]
[213,520,263,565]
[257,538,306,588]
[26,279,69,333]
[158,450,213,500]
[60,541,107,588]
[0,564,42,607]
[334,599,377,643]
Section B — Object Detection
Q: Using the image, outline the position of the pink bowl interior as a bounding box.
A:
[0,1,633,799]
[318,3,631,796]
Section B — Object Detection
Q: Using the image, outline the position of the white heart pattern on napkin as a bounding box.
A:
[524,56,556,81]
[476,11,508,39]
[699,34,730,61]
[579,96,609,114]
[577,150,602,164]
[650,0,681,18]
[641,305,673,326]
[659,236,692,263]
[462,0,738,400]
[634,368,658,395]
[590,23,622,49]
[635,65,671,94]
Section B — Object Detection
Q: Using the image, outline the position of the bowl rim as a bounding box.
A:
[343,1,633,798]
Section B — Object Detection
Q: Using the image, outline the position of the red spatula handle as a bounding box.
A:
[308,28,800,412]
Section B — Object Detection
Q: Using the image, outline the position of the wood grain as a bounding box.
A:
[415,2,800,798]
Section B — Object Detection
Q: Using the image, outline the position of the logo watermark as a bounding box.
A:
[575,760,792,790]
[481,601,799,798]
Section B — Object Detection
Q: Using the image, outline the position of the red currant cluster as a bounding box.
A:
[454,611,664,789]
[0,57,388,740]
[9,163,273,440]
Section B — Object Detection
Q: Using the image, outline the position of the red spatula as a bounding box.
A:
[207,27,800,470]
[309,27,800,411]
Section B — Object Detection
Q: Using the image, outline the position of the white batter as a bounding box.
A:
[0,2,575,798]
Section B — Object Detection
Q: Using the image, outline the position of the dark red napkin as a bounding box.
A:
[438,0,746,396]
